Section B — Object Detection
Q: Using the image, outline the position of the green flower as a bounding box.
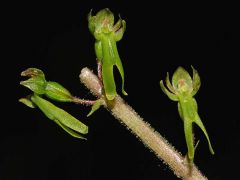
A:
[160,66,214,163]
[20,68,47,95]
[20,68,73,102]
[88,8,127,100]
[20,68,88,139]
[88,8,126,41]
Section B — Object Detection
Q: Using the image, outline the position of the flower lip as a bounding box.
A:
[177,79,192,93]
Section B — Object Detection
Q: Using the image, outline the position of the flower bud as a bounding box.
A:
[20,75,46,95]
[45,81,73,102]
[88,8,114,34]
[88,8,126,40]
[172,66,193,94]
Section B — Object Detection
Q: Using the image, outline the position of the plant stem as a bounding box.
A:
[79,67,207,180]
[72,97,96,106]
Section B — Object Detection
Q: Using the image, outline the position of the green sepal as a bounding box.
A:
[113,16,123,32]
[20,76,46,95]
[54,119,86,140]
[30,94,88,138]
[114,48,127,97]
[191,66,201,96]
[88,9,96,35]
[160,80,178,101]
[20,68,47,95]
[113,19,126,41]
[166,72,176,93]
[172,67,193,93]
[94,8,114,34]
[19,96,36,108]
[45,81,73,102]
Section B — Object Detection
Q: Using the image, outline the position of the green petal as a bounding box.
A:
[95,8,114,33]
[194,115,215,155]
[160,80,178,101]
[52,108,88,135]
[115,56,127,96]
[191,66,201,96]
[166,72,176,93]
[113,19,126,41]
[88,9,96,35]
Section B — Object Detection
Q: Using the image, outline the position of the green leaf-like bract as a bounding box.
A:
[87,98,104,117]
[31,94,88,139]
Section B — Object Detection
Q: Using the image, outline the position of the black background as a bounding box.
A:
[1,1,238,180]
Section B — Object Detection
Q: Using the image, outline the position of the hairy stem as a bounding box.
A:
[72,97,96,106]
[80,67,207,180]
